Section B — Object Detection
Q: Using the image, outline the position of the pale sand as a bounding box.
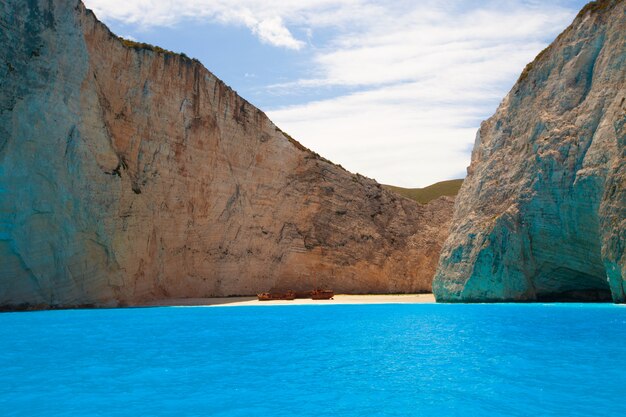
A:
[144,293,436,307]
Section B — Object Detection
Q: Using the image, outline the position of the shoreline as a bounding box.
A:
[0,294,435,312]
[144,293,436,307]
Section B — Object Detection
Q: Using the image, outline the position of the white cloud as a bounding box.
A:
[265,3,578,186]
[268,83,486,187]
[251,16,305,50]
[84,0,582,187]
[84,0,313,49]
[83,0,375,49]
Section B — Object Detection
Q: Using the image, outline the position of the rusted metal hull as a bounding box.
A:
[311,290,334,300]
[257,289,334,300]
[257,291,296,301]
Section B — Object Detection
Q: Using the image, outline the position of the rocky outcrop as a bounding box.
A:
[434,0,625,302]
[0,0,454,309]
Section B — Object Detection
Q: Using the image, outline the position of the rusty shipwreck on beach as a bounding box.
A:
[257,290,296,301]
[257,289,334,301]
[311,289,334,300]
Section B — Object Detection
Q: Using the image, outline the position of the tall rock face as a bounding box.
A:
[434,0,625,303]
[0,0,454,309]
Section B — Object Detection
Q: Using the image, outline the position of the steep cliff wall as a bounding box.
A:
[0,0,454,309]
[434,0,625,302]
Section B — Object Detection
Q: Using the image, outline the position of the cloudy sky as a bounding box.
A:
[84,0,587,187]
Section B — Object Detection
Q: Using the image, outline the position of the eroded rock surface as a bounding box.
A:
[434,0,625,302]
[0,0,454,309]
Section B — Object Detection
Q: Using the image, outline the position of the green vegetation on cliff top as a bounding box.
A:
[118,38,197,62]
[383,179,463,204]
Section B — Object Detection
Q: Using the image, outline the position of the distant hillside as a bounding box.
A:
[383,179,464,204]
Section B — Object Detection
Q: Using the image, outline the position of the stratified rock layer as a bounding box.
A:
[434,0,625,303]
[0,0,454,309]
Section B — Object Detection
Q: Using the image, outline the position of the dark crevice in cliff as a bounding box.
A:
[105,163,122,178]
[64,125,77,157]
[578,34,606,103]
[536,289,612,302]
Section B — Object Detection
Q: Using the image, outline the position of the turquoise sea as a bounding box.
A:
[1,303,625,416]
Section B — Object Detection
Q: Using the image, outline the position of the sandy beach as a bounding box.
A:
[144,293,436,307]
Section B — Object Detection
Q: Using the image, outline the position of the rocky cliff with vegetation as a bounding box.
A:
[383,180,463,204]
[0,0,455,309]
[434,0,625,302]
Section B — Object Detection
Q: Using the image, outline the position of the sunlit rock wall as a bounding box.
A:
[434,0,625,302]
[0,0,454,309]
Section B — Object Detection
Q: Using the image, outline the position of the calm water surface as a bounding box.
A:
[1,303,625,416]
